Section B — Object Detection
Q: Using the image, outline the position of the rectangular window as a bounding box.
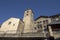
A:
[46,20,48,24]
[43,21,45,24]
[8,22,11,25]
[40,21,42,23]
[37,22,39,23]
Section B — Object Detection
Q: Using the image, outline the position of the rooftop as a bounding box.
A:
[50,14,60,18]
[35,14,60,21]
[35,16,49,21]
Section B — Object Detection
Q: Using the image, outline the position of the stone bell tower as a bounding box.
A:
[23,9,34,33]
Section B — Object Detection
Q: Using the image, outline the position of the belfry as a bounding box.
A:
[23,9,34,33]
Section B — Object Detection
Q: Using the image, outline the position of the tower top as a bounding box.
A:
[24,8,33,14]
[26,8,32,11]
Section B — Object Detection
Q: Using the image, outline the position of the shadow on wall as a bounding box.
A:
[0,37,44,40]
[47,36,54,40]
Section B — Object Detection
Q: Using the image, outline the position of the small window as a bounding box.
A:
[34,27,36,30]
[8,22,11,25]
[37,22,39,23]
[13,24,15,26]
[26,14,28,16]
[39,21,42,24]
[46,20,48,24]
[44,26,47,31]
[43,21,45,24]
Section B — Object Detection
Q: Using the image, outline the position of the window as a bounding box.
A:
[37,25,41,29]
[13,24,15,26]
[46,20,48,24]
[43,20,48,24]
[26,14,28,15]
[37,22,39,23]
[44,26,47,31]
[40,25,42,28]
[34,27,36,30]
[39,21,42,24]
[8,22,11,25]
[43,21,45,24]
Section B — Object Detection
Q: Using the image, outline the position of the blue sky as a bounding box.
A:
[0,0,60,24]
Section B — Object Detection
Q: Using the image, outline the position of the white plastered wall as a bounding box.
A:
[0,17,21,34]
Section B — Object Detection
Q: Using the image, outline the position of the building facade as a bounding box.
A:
[35,14,60,39]
[0,9,60,40]
[0,18,24,34]
[35,16,51,32]
[48,14,60,39]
